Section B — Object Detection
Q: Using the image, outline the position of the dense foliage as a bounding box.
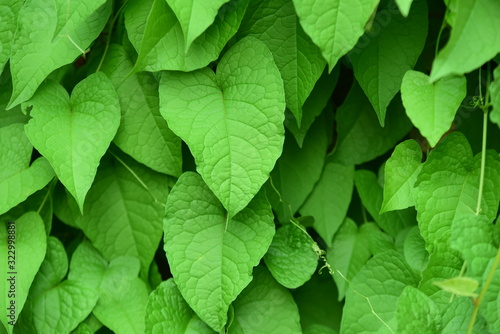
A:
[1,0,500,333]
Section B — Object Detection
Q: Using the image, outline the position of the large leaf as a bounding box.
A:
[401,70,466,147]
[125,0,248,72]
[239,0,325,124]
[24,72,120,212]
[229,266,302,333]
[395,286,440,334]
[15,237,98,334]
[266,119,327,223]
[8,0,111,107]
[0,0,22,74]
[68,152,169,278]
[414,132,500,253]
[355,170,415,237]
[264,224,318,289]
[301,162,354,247]
[327,219,372,300]
[332,82,412,165]
[163,172,275,332]
[165,0,229,51]
[430,0,500,81]
[145,279,215,334]
[292,0,379,70]
[0,212,46,332]
[100,44,182,177]
[340,251,419,334]
[160,37,285,217]
[349,0,427,125]
[0,124,54,215]
[381,139,423,213]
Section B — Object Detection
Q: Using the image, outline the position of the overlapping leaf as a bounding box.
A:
[0,0,22,74]
[349,0,427,125]
[125,0,248,72]
[292,0,379,70]
[163,172,274,331]
[24,73,120,212]
[8,0,111,107]
[160,37,285,217]
[396,286,440,334]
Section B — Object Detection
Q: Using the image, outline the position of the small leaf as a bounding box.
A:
[100,44,182,177]
[381,139,423,213]
[490,65,500,129]
[0,212,46,332]
[403,226,429,272]
[159,37,285,217]
[229,266,302,333]
[401,70,467,147]
[430,0,500,81]
[292,0,379,70]
[433,277,479,298]
[125,0,248,72]
[264,224,318,289]
[349,0,427,125]
[396,286,441,334]
[145,279,215,334]
[300,162,354,247]
[327,219,372,300]
[395,0,415,17]
[163,172,275,332]
[165,0,229,51]
[8,0,111,107]
[24,72,120,212]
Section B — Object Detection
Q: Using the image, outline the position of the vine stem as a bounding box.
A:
[475,109,488,215]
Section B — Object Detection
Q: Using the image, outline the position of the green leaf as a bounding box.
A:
[264,224,318,289]
[8,0,111,107]
[414,132,500,253]
[395,0,415,17]
[355,170,415,237]
[327,219,372,300]
[24,72,120,212]
[451,212,497,277]
[401,70,467,147]
[239,0,326,124]
[443,0,458,27]
[293,273,342,334]
[292,0,379,70]
[349,0,427,125]
[145,279,215,334]
[403,226,429,272]
[332,82,412,165]
[381,140,423,213]
[285,68,339,147]
[0,123,55,215]
[365,223,396,255]
[165,0,229,51]
[441,298,486,334]
[70,151,169,278]
[0,0,22,74]
[16,237,98,334]
[0,73,29,128]
[395,286,440,334]
[301,162,354,247]
[490,65,500,129]
[0,212,46,332]
[430,0,500,81]
[480,255,500,333]
[163,172,275,332]
[100,44,182,177]
[433,277,479,298]
[340,251,419,334]
[125,0,248,72]
[266,119,327,223]
[229,266,302,333]
[159,37,285,217]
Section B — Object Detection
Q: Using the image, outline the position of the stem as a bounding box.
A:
[96,0,128,73]
[467,246,500,334]
[475,109,488,215]
[434,19,446,59]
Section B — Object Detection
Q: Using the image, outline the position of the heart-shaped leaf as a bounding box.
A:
[24,72,120,212]
[401,70,466,147]
[159,37,285,217]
